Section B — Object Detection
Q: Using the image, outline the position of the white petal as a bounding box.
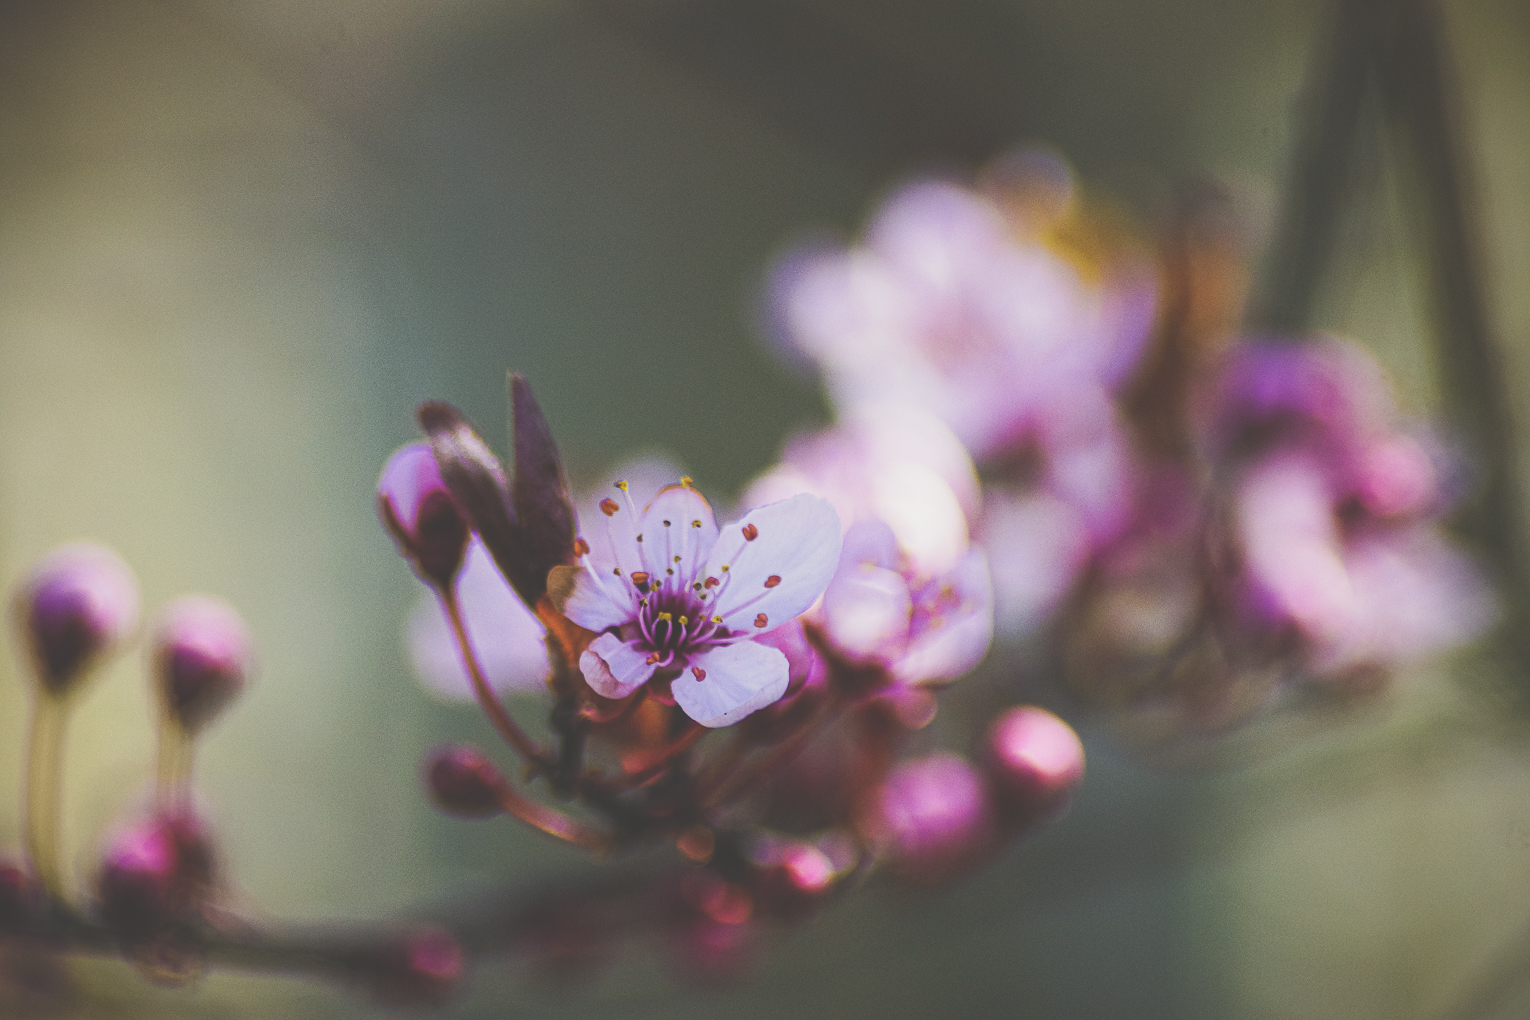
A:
[561,565,638,633]
[672,640,790,727]
[821,564,912,663]
[407,540,550,700]
[706,494,843,635]
[579,632,657,700]
[894,549,994,685]
[639,483,720,588]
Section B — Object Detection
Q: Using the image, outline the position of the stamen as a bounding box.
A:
[742,523,759,541]
[574,538,590,556]
[680,476,693,487]
[600,499,619,517]
[666,568,674,576]
[691,667,706,680]
[663,520,671,527]
[691,520,702,528]
[615,481,629,492]
[612,567,621,577]
[632,572,650,586]
[764,575,781,588]
[692,582,702,591]
[673,555,682,564]
[678,616,689,626]
[721,565,730,573]
[711,616,722,624]
[646,652,661,665]
[705,577,719,588]
[754,613,768,628]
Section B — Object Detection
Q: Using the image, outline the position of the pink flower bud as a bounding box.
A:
[0,861,37,930]
[425,746,505,818]
[153,597,252,734]
[378,443,469,587]
[982,707,1085,830]
[96,811,217,945]
[866,754,993,886]
[665,871,759,983]
[367,927,465,1005]
[19,544,139,695]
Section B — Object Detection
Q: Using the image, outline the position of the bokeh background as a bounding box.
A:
[2,0,1530,1016]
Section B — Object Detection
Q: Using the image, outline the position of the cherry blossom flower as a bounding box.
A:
[557,479,841,727]
[816,519,993,688]
[1204,337,1493,681]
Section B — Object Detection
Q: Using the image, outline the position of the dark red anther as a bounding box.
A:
[764,575,781,588]
[573,538,590,556]
[754,613,768,629]
[600,499,620,517]
[705,577,719,588]
[741,524,759,541]
[692,667,706,680]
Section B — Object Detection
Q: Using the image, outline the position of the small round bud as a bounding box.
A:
[378,443,470,587]
[425,746,505,817]
[153,597,252,734]
[18,543,139,696]
[367,927,465,1005]
[865,754,993,886]
[982,707,1085,830]
[750,840,836,922]
[96,809,218,985]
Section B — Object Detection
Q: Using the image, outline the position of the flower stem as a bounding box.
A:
[156,714,194,814]
[439,586,548,770]
[493,779,612,855]
[24,693,68,901]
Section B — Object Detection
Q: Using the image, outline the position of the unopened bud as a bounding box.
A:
[367,927,465,1005]
[425,746,505,817]
[18,544,139,696]
[865,754,993,886]
[378,443,470,587]
[750,840,836,922]
[982,707,1085,830]
[153,597,252,734]
[96,810,217,961]
[665,871,758,983]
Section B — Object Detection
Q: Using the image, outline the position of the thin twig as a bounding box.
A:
[439,586,550,770]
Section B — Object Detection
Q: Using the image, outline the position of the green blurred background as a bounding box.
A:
[1,0,1529,1016]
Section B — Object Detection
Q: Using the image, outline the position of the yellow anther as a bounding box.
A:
[678,616,689,625]
[673,555,682,563]
[680,476,693,487]
[711,616,722,624]
[612,567,621,576]
[658,612,673,622]
[691,520,702,528]
[721,565,730,572]
[615,480,629,491]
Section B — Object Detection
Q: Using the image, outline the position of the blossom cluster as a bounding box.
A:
[766,151,1490,739]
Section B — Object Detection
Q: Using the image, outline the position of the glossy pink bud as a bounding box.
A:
[153,597,252,734]
[367,927,465,1005]
[19,544,139,695]
[866,754,993,886]
[982,707,1085,830]
[750,840,836,922]
[425,745,505,818]
[378,443,470,587]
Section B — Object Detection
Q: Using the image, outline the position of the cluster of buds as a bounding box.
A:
[375,370,1086,985]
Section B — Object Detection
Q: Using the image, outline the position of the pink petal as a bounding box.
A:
[705,494,842,635]
[895,549,994,685]
[579,632,657,700]
[408,539,549,701]
[821,564,912,664]
[638,483,720,578]
[672,640,791,727]
[562,565,638,633]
